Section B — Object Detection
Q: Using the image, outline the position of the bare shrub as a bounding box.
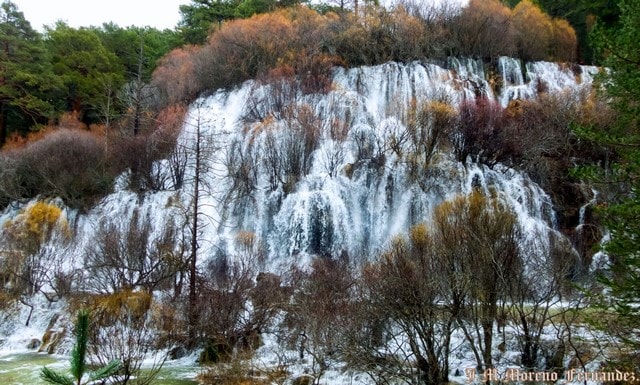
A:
[192,255,285,360]
[431,190,521,370]
[284,257,355,381]
[261,104,321,192]
[4,129,110,210]
[351,236,454,385]
[221,137,259,219]
[108,107,183,193]
[319,139,346,178]
[243,66,298,123]
[505,233,580,371]
[405,99,456,180]
[157,104,189,189]
[346,191,522,381]
[0,155,20,208]
[88,290,166,385]
[85,209,185,294]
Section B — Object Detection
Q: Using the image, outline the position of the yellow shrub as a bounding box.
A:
[89,289,153,326]
[3,201,70,250]
[512,0,554,60]
[409,223,429,252]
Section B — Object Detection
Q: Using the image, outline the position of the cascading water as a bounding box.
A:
[0,57,598,354]
[498,57,595,107]
[175,58,596,267]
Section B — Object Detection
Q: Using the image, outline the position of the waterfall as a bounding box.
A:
[159,58,597,267]
[0,57,600,353]
[2,58,599,272]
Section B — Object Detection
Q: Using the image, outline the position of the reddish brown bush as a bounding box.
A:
[0,129,110,209]
[151,46,200,106]
[195,11,297,91]
[453,97,519,165]
[296,52,342,94]
[108,108,184,193]
[151,4,577,106]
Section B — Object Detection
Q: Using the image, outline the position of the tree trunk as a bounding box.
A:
[187,117,201,348]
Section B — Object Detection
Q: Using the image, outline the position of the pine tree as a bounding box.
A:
[581,0,640,349]
[41,309,121,385]
[0,1,58,145]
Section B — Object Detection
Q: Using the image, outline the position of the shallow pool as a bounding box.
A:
[0,352,200,385]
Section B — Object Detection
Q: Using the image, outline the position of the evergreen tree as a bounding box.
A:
[44,22,124,125]
[92,23,180,83]
[0,1,58,145]
[178,0,241,44]
[582,0,640,349]
[91,24,180,133]
[41,309,121,385]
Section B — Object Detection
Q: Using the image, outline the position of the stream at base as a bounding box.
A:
[0,352,199,385]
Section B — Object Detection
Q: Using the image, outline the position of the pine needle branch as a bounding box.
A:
[70,308,89,381]
[40,366,74,385]
[88,359,122,382]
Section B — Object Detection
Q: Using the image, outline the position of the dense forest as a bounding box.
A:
[0,0,639,384]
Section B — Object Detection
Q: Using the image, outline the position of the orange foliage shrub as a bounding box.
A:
[156,103,188,134]
[152,6,346,105]
[58,111,89,131]
[551,18,577,63]
[195,11,297,91]
[512,0,554,61]
[2,128,55,152]
[388,6,429,61]
[152,46,200,106]
[325,7,432,66]
[296,52,343,94]
[452,0,515,59]
[448,0,577,62]
[151,3,579,106]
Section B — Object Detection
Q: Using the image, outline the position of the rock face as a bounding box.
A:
[168,345,187,360]
[38,328,65,354]
[38,313,65,354]
[26,338,41,349]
